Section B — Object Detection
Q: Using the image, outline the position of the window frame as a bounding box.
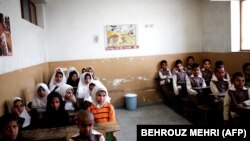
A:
[20,0,37,25]
[240,0,250,51]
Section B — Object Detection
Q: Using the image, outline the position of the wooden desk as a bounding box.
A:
[21,125,78,141]
[68,111,77,117]
[238,105,250,110]
[192,86,210,90]
[21,122,120,141]
[236,105,250,124]
[94,121,120,133]
[94,121,120,141]
[210,93,226,97]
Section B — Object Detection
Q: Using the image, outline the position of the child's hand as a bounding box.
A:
[237,103,244,108]
[12,108,21,116]
[71,95,77,103]
[242,102,247,107]
[25,106,31,113]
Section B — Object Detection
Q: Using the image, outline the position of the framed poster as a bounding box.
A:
[105,24,139,50]
[0,13,12,56]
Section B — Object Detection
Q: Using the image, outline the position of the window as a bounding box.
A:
[241,0,250,50]
[20,0,37,25]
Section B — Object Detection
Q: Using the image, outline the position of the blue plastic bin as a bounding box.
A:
[125,93,137,110]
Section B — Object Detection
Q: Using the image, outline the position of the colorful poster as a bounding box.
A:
[0,13,12,56]
[105,24,139,50]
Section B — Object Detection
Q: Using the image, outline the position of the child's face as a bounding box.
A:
[88,68,93,73]
[234,76,245,90]
[84,75,91,84]
[88,68,93,75]
[14,100,24,114]
[161,63,167,70]
[215,68,225,81]
[203,61,210,70]
[0,23,4,35]
[192,67,200,77]
[51,97,60,110]
[55,73,63,83]
[176,64,183,71]
[77,117,94,137]
[82,68,86,73]
[3,121,19,140]
[65,89,73,100]
[89,85,95,93]
[37,87,46,98]
[96,91,106,105]
[71,74,78,81]
[187,59,194,65]
[244,66,250,76]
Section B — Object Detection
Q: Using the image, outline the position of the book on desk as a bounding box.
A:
[243,99,250,106]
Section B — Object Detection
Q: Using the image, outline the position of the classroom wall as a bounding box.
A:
[201,0,231,52]
[0,0,238,114]
[0,51,249,114]
[49,52,203,108]
[0,63,49,114]
[45,0,203,61]
[0,0,47,75]
[202,52,250,75]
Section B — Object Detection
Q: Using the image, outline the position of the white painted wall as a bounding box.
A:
[201,0,231,52]
[0,0,47,74]
[0,0,232,74]
[45,0,203,61]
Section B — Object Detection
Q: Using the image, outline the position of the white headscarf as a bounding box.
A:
[49,67,67,91]
[91,84,111,108]
[55,84,75,111]
[55,83,73,98]
[66,67,79,79]
[10,97,31,128]
[89,80,104,87]
[32,83,50,109]
[76,72,93,100]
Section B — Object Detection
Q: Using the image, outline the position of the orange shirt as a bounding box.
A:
[87,102,116,123]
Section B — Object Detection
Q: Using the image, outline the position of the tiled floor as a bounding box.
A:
[115,102,192,141]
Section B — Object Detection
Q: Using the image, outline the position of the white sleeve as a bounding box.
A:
[228,80,232,89]
[186,76,197,95]
[223,92,231,121]
[172,75,179,95]
[210,81,219,94]
[202,78,207,87]
[248,89,250,99]
[226,73,231,82]
[100,135,105,141]
[168,69,172,78]
[159,71,167,79]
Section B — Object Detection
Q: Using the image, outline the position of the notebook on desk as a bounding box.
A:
[243,100,250,106]
[193,86,211,95]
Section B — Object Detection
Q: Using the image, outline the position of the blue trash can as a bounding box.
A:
[125,93,137,110]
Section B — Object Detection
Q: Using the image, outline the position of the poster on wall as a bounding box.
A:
[105,24,139,50]
[0,13,12,56]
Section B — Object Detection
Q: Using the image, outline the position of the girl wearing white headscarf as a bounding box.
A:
[10,97,31,128]
[66,67,80,96]
[66,67,79,79]
[87,66,97,80]
[56,84,77,111]
[88,80,111,103]
[76,72,93,102]
[32,83,50,111]
[87,84,115,123]
[49,67,67,91]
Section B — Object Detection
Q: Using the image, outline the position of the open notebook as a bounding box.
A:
[243,99,250,106]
